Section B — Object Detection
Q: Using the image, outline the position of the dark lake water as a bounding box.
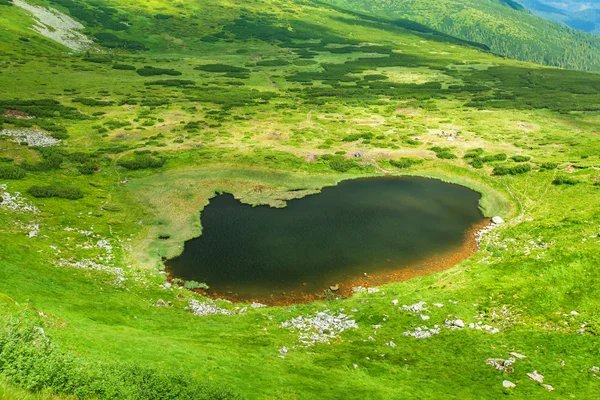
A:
[167,176,484,302]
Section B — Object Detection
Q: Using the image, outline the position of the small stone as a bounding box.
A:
[251,302,266,308]
[570,310,579,316]
[527,370,544,383]
[502,380,516,389]
[492,216,505,224]
[367,288,380,294]
[279,347,288,355]
[590,366,600,373]
[509,352,527,359]
[542,384,554,392]
[420,314,430,320]
[353,364,358,369]
[392,299,398,306]
[330,284,339,291]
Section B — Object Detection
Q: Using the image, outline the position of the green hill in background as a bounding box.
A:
[321,0,600,71]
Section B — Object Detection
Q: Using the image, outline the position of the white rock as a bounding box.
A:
[279,347,288,355]
[542,384,554,391]
[392,299,398,306]
[420,314,430,320]
[509,352,527,359]
[367,288,380,294]
[492,216,505,224]
[527,370,544,383]
[502,380,516,389]
[251,302,266,308]
[570,310,579,316]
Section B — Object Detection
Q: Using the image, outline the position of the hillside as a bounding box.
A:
[322,0,600,71]
[1,0,600,399]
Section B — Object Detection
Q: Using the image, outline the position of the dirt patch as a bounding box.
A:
[2,110,34,119]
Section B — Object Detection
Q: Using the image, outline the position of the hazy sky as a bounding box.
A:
[542,1,600,11]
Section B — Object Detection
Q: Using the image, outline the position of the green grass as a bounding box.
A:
[0,0,600,399]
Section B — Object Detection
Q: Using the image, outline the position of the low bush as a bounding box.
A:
[463,148,484,159]
[469,158,484,169]
[511,155,531,162]
[539,162,558,170]
[0,165,25,179]
[195,64,249,73]
[492,164,532,176]
[27,185,83,200]
[137,67,182,77]
[112,64,136,70]
[144,80,195,87]
[183,281,209,290]
[389,158,419,169]
[481,153,507,163]
[552,176,580,185]
[117,152,166,170]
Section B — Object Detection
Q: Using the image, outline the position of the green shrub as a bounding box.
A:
[552,176,580,185]
[463,148,484,159]
[539,162,559,170]
[195,64,249,73]
[136,67,182,77]
[511,155,531,162]
[183,281,209,290]
[144,79,195,87]
[481,153,507,162]
[0,166,25,179]
[112,64,136,70]
[436,152,457,160]
[27,185,83,200]
[493,164,532,176]
[389,158,419,169]
[469,158,484,169]
[117,152,166,170]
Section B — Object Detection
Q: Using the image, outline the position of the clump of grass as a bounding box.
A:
[117,151,166,170]
[511,155,531,162]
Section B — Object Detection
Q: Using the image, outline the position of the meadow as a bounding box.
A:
[1,0,600,398]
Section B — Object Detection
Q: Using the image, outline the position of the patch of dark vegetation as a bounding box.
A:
[0,318,241,399]
[389,158,421,169]
[462,67,600,113]
[511,155,531,162]
[21,148,64,172]
[117,151,166,170]
[73,98,114,106]
[186,88,277,108]
[136,66,182,77]
[430,146,457,160]
[50,0,130,31]
[94,33,147,51]
[144,79,195,87]
[256,59,290,67]
[552,175,580,185]
[0,0,13,6]
[27,185,83,200]
[492,164,532,176]
[320,154,360,172]
[0,99,85,120]
[83,56,112,64]
[112,63,136,70]
[195,64,250,73]
[0,165,25,180]
[342,132,374,142]
[538,162,559,171]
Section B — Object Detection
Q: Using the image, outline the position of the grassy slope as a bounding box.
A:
[0,0,600,398]
[322,0,600,71]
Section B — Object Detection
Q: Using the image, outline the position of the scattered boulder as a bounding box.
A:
[542,384,554,391]
[251,302,266,308]
[502,380,516,389]
[527,370,544,383]
[486,358,516,373]
[403,325,440,339]
[402,302,428,313]
[492,216,505,225]
[509,352,527,359]
[443,319,465,329]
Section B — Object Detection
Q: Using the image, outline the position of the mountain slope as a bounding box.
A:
[0,0,600,399]
[321,0,600,71]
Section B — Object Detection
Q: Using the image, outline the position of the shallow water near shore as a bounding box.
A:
[167,176,485,304]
